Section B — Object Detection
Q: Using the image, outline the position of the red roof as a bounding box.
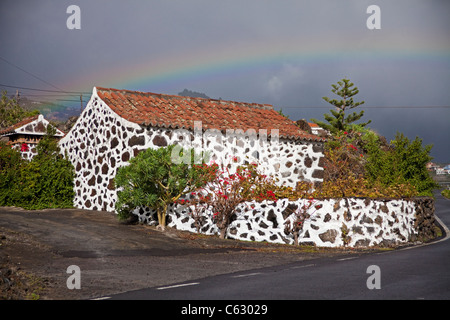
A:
[0,114,65,137]
[96,87,324,142]
[0,115,40,136]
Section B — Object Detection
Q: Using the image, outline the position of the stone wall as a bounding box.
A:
[410,197,438,242]
[59,95,147,212]
[59,88,324,212]
[134,196,435,248]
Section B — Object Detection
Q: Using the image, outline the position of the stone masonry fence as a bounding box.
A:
[133,196,437,248]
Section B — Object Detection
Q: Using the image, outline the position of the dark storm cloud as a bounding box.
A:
[0,0,449,161]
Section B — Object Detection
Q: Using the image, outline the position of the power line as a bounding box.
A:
[1,82,448,109]
[0,83,90,95]
[15,93,84,97]
[280,105,450,109]
[56,99,88,103]
[361,106,450,109]
[0,55,65,92]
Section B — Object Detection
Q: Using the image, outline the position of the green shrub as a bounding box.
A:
[310,79,438,198]
[0,126,74,209]
[0,142,23,206]
[318,125,437,197]
[363,131,438,197]
[0,90,39,130]
[442,189,450,199]
[114,145,214,228]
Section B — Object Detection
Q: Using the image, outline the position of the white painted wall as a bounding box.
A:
[159,197,417,247]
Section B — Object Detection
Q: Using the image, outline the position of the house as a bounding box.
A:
[308,122,329,136]
[436,165,450,175]
[295,119,328,137]
[426,162,436,171]
[59,87,326,212]
[0,114,65,160]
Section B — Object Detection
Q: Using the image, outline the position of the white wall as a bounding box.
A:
[157,197,417,247]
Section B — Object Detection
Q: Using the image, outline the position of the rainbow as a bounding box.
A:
[62,33,450,98]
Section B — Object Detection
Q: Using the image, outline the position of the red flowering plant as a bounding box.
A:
[190,158,278,239]
[319,129,367,197]
[284,197,317,246]
[173,161,218,232]
[175,190,213,233]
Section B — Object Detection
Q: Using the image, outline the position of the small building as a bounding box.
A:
[308,122,329,137]
[0,114,65,160]
[295,119,329,137]
[59,87,326,212]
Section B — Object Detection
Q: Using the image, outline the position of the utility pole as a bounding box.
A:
[16,89,20,105]
[80,94,83,113]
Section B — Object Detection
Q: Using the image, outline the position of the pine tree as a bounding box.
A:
[311,78,370,134]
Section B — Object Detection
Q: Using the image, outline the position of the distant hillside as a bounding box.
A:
[16,96,81,122]
[178,89,210,99]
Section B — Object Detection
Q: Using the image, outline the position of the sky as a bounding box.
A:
[1,0,449,162]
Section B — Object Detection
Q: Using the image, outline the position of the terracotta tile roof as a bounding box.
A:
[0,115,40,136]
[96,87,325,142]
[0,114,65,137]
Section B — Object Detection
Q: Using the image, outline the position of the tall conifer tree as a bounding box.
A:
[311,78,370,134]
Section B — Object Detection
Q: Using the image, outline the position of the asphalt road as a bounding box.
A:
[107,191,450,300]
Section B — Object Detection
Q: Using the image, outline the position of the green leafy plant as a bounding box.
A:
[362,131,438,197]
[441,189,450,199]
[0,126,74,209]
[114,145,215,229]
[0,91,39,130]
[310,79,437,198]
[311,78,370,134]
[0,142,23,206]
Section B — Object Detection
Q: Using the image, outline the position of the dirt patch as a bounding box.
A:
[0,230,50,300]
[0,206,375,300]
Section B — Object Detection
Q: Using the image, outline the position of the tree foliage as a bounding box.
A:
[309,79,437,197]
[315,125,437,198]
[0,91,39,129]
[0,126,75,209]
[114,145,215,228]
[311,78,370,134]
[364,131,438,196]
